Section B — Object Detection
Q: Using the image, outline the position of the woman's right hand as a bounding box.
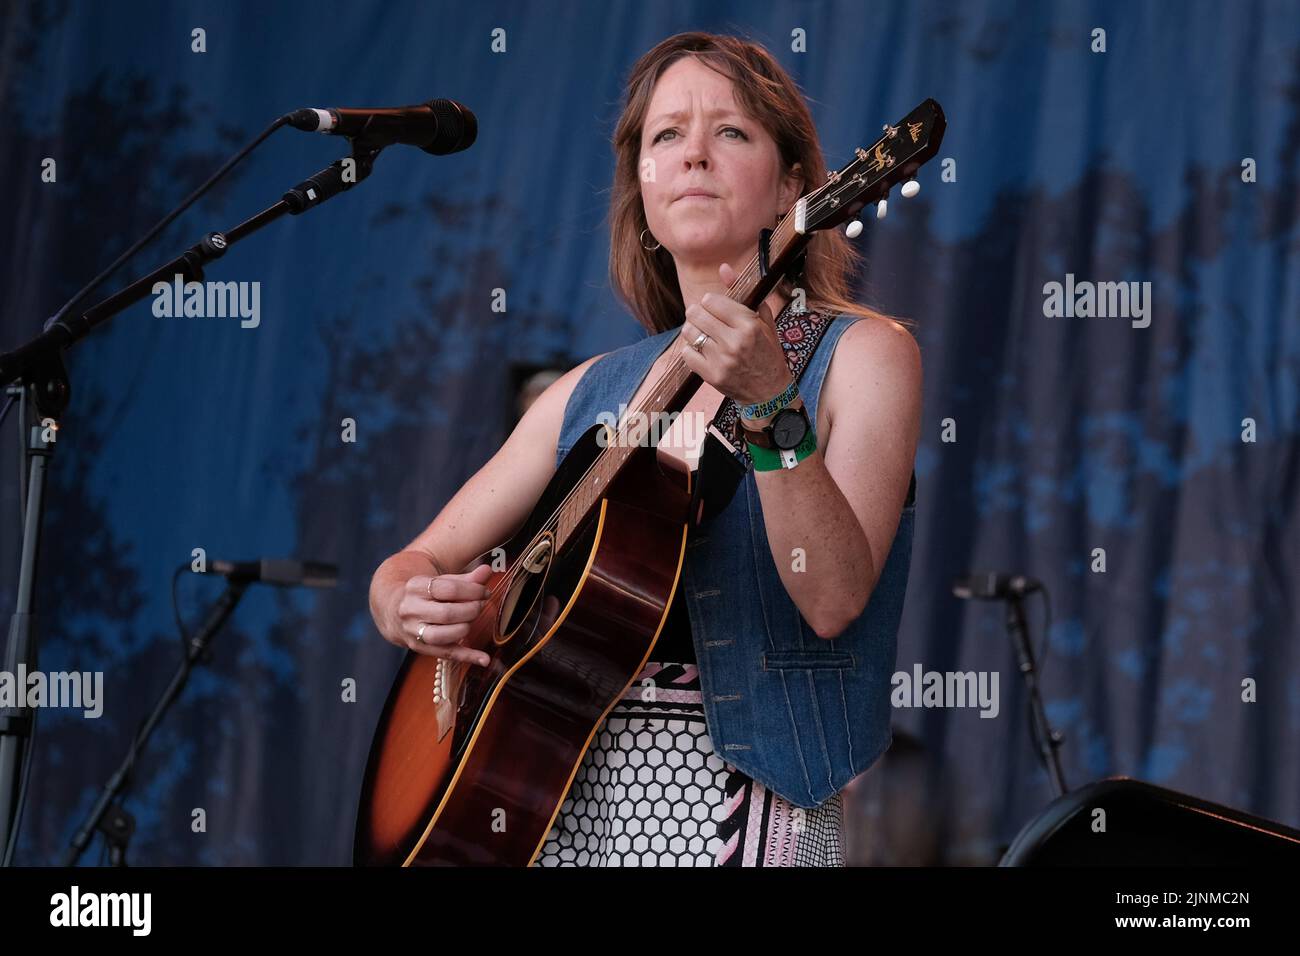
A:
[381,563,494,667]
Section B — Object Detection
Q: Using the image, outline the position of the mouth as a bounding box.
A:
[674,191,719,203]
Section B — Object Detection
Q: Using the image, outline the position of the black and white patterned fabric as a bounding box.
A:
[533,661,844,867]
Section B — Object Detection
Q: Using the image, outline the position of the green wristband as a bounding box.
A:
[747,428,817,472]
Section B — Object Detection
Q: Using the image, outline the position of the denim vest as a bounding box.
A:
[555,316,914,808]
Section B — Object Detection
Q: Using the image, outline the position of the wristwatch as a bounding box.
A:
[737,404,811,450]
[734,404,816,470]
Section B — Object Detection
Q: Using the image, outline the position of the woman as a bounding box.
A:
[368,31,921,866]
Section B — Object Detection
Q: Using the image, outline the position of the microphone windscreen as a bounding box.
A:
[422,99,477,155]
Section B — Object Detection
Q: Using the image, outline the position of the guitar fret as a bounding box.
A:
[552,181,806,554]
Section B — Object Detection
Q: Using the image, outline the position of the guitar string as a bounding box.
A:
[472,175,849,615]
[470,155,887,613]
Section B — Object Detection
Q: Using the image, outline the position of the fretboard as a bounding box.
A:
[552,212,807,548]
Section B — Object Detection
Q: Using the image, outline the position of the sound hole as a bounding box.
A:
[496,534,552,643]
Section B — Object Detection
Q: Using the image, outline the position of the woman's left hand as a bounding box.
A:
[679,262,794,412]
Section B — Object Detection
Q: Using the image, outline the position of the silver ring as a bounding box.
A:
[690,332,709,353]
[416,622,428,644]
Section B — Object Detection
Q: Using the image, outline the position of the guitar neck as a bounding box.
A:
[552,215,809,548]
[546,96,948,551]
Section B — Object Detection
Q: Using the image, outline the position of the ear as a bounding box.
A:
[778,162,803,211]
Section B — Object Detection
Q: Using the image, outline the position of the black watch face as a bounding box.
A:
[771,408,808,450]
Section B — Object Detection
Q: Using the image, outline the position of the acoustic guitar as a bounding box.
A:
[354,99,946,866]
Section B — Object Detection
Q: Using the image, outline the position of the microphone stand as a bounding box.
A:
[63,580,249,866]
[0,375,60,864]
[0,141,383,864]
[1006,594,1068,797]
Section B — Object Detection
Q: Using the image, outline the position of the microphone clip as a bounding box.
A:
[282,143,381,215]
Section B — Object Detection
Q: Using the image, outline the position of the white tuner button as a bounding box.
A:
[901,179,920,198]
[845,220,863,239]
[876,198,888,220]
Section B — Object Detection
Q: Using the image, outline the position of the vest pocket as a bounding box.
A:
[761,650,856,670]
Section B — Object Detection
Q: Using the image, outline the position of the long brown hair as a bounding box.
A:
[609,31,893,334]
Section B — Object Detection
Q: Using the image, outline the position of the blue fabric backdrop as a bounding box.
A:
[0,0,1296,865]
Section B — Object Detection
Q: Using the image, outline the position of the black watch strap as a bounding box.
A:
[707,304,835,467]
[734,404,809,450]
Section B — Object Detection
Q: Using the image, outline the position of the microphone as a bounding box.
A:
[202,559,338,589]
[952,571,1042,601]
[287,99,477,155]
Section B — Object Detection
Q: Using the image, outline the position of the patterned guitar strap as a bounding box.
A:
[687,297,836,528]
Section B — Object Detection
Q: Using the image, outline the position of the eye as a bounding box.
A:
[651,126,748,144]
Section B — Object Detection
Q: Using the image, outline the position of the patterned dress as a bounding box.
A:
[532,662,845,867]
[534,303,846,867]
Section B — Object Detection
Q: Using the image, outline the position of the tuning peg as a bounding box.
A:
[845,219,863,239]
[876,198,888,220]
[901,179,920,198]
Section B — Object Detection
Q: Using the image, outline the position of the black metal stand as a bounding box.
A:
[1006,594,1068,797]
[0,372,65,862]
[62,580,249,867]
[0,140,382,865]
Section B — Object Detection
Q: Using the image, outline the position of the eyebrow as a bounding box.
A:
[646,108,745,128]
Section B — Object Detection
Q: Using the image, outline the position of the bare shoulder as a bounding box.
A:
[519,351,608,444]
[831,316,922,385]
[544,352,607,410]
[822,316,922,425]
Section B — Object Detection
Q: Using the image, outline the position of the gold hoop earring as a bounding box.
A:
[640,228,661,252]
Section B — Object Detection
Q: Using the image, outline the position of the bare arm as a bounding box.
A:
[369,353,605,661]
[753,318,922,637]
[678,278,923,639]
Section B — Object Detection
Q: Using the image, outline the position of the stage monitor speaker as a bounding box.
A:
[1000,776,1300,865]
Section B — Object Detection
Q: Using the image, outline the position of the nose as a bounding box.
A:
[682,126,710,171]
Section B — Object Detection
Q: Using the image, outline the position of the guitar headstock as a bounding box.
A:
[794,98,946,235]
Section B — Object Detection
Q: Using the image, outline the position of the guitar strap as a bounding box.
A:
[687,300,919,528]
[687,298,837,527]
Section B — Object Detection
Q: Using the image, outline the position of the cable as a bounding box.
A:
[3,117,294,866]
[1037,585,1052,681]
[42,114,293,334]
[1023,585,1055,779]
[4,392,20,525]
[172,562,193,653]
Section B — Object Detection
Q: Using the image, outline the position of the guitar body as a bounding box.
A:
[354,423,693,866]
[353,96,947,867]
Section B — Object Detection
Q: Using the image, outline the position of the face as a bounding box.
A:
[639,57,801,269]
